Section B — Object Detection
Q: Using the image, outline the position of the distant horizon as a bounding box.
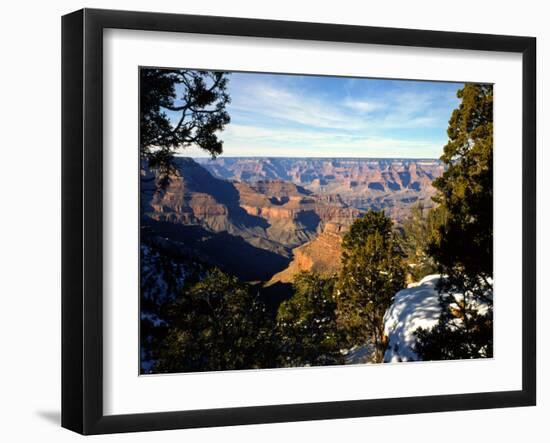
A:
[178,154,442,161]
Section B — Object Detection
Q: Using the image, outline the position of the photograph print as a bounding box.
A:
[140,68,493,374]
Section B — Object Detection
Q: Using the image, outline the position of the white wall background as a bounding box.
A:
[0,0,545,441]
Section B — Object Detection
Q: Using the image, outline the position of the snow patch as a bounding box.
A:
[383,274,491,362]
[383,274,443,362]
[140,243,189,304]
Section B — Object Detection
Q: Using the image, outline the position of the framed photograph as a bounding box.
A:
[62,8,536,435]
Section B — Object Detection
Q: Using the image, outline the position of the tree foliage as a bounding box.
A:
[416,83,494,360]
[140,69,230,180]
[400,202,443,282]
[152,269,276,373]
[414,299,493,360]
[276,272,343,367]
[428,83,493,298]
[336,211,406,362]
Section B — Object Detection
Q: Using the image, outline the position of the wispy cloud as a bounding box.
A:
[230,82,361,130]
[181,73,462,158]
[184,124,444,158]
[343,99,383,113]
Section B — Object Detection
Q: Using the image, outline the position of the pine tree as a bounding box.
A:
[140,69,231,181]
[428,83,493,298]
[414,301,493,360]
[276,272,343,367]
[416,83,494,360]
[336,211,406,363]
[153,269,276,373]
[400,202,441,282]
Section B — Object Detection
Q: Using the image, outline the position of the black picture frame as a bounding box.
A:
[61,8,537,435]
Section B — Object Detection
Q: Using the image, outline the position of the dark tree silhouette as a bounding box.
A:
[428,83,493,299]
[152,269,277,373]
[415,83,494,361]
[140,69,230,180]
[276,272,343,367]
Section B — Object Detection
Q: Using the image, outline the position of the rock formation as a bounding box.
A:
[141,158,362,281]
[141,157,442,285]
[196,157,443,223]
[267,222,346,285]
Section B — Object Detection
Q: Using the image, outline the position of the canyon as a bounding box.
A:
[197,157,443,222]
[141,156,443,286]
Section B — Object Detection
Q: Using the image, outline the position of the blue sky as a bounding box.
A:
[179,72,463,159]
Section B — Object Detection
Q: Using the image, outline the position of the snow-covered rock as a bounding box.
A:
[383,274,443,362]
[383,274,492,363]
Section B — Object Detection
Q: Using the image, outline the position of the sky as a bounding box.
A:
[176,71,463,159]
